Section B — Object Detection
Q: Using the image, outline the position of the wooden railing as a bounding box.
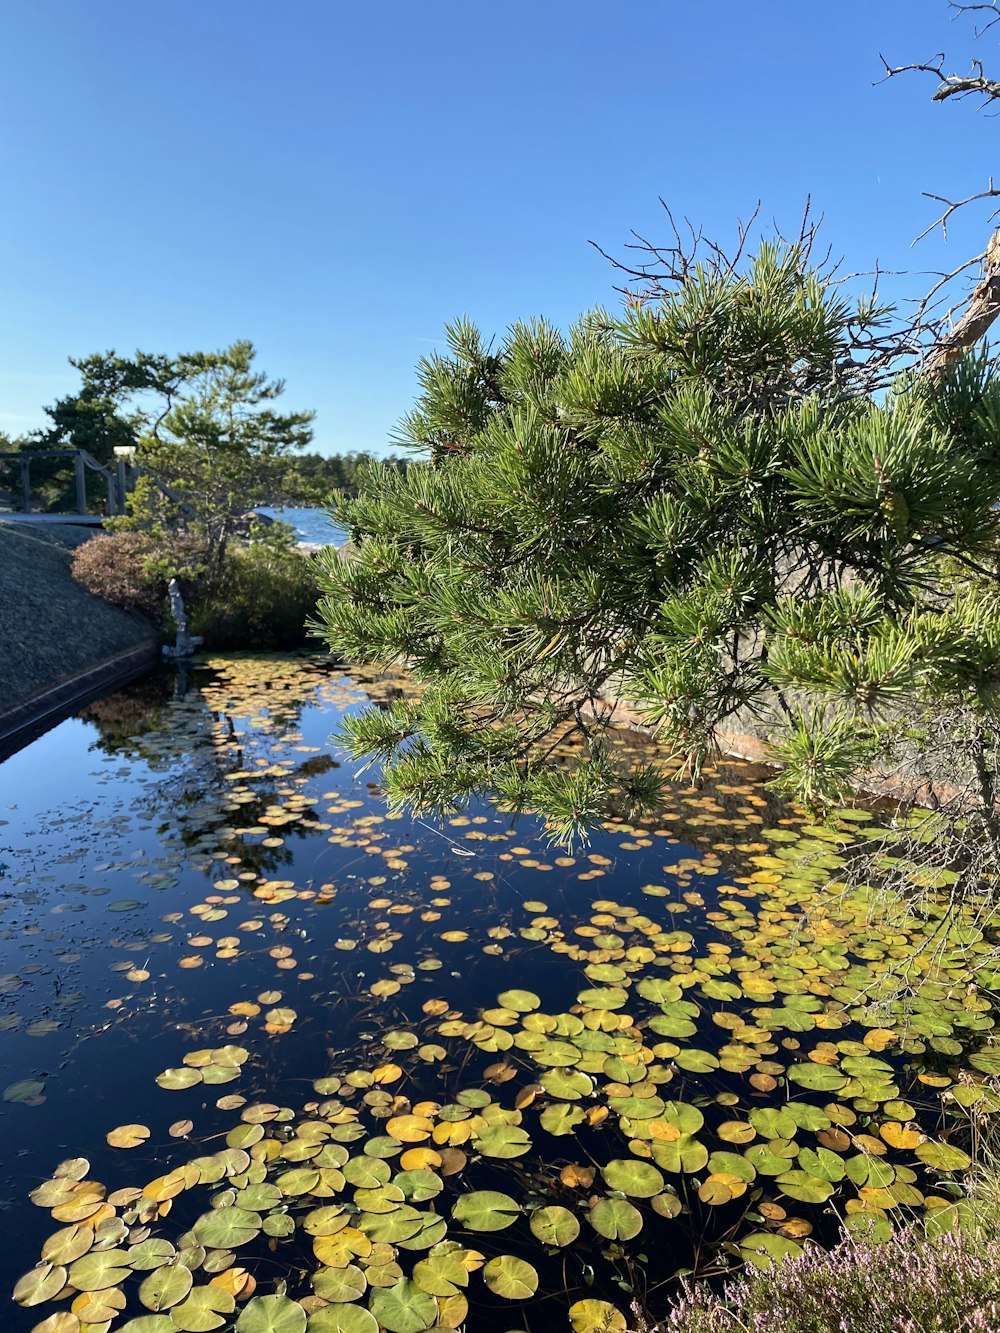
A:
[0,448,130,517]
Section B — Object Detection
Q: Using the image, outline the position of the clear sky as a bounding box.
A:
[0,1,996,454]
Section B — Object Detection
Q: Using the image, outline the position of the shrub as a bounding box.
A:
[187,543,319,650]
[662,1227,1000,1333]
[71,532,203,622]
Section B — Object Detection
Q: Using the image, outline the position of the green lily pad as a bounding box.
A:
[540,1103,586,1135]
[483,1255,539,1300]
[777,1171,836,1203]
[139,1263,194,1311]
[128,1239,176,1270]
[916,1141,972,1172]
[786,1063,848,1092]
[314,1266,368,1303]
[192,1207,262,1249]
[588,1197,643,1240]
[368,1278,438,1333]
[307,1307,379,1333]
[497,989,540,1012]
[236,1294,308,1333]
[3,1078,45,1104]
[451,1190,521,1231]
[540,1068,593,1099]
[601,1158,664,1198]
[68,1246,131,1290]
[169,1284,237,1332]
[472,1124,532,1158]
[156,1067,202,1091]
[308,1301,378,1333]
[650,1133,708,1174]
[738,1232,804,1270]
[529,1205,580,1246]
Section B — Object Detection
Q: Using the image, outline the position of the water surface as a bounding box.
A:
[1,656,996,1332]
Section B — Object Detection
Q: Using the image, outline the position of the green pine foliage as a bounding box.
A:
[313,242,1000,843]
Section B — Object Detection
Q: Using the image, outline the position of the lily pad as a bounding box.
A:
[368,1279,438,1333]
[236,1295,308,1333]
[588,1197,643,1240]
[451,1190,521,1232]
[601,1158,664,1198]
[529,1205,580,1246]
[139,1264,194,1311]
[569,1300,627,1333]
[482,1255,539,1300]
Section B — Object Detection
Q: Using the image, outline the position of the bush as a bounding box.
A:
[73,529,319,648]
[663,1227,1000,1333]
[71,532,203,622]
[187,543,319,650]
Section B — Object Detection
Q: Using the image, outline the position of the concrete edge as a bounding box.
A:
[0,639,162,762]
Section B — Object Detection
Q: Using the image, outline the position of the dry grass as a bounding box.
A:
[0,522,154,715]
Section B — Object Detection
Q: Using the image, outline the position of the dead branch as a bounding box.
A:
[879,51,1000,104]
[925,226,1000,372]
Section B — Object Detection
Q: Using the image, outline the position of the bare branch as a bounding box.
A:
[879,50,1000,104]
[914,179,1000,242]
[950,1,1000,38]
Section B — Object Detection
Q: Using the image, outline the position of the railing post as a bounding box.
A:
[116,459,127,515]
[75,451,87,514]
[20,458,31,514]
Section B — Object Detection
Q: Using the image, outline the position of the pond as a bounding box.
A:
[1,654,998,1333]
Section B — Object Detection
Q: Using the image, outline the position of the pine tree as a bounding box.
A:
[313,243,1000,846]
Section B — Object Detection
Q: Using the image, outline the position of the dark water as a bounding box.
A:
[0,656,995,1332]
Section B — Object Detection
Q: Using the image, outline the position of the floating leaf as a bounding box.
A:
[472,1125,532,1158]
[588,1197,643,1240]
[314,1265,367,1303]
[451,1190,520,1231]
[529,1206,580,1246]
[569,1300,627,1333]
[482,1255,538,1300]
[497,989,540,1012]
[235,1295,308,1333]
[12,1263,67,1306]
[192,1207,262,1249]
[140,1264,194,1311]
[368,1279,438,1333]
[67,1246,131,1290]
[169,1284,236,1332]
[4,1078,45,1104]
[916,1141,972,1172]
[601,1158,664,1197]
[306,1307,379,1333]
[107,1123,151,1149]
[785,1064,849,1092]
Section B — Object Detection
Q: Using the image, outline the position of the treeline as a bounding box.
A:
[0,346,407,515]
[273,450,408,506]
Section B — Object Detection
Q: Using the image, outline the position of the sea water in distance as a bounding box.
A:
[255,505,347,547]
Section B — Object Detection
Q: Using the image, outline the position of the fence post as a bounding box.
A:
[20,458,31,514]
[75,452,87,514]
[115,458,127,515]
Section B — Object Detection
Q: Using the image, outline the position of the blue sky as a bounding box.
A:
[1,1,997,454]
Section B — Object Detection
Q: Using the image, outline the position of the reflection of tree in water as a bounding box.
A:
[79,669,176,752]
[75,657,401,884]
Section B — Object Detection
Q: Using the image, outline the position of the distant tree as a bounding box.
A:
[277,451,409,505]
[126,341,315,562]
